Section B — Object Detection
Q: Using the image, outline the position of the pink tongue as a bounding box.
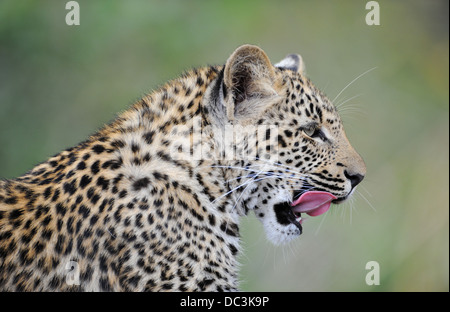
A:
[291,191,337,217]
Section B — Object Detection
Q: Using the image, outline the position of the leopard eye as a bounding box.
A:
[302,125,318,138]
[302,125,327,141]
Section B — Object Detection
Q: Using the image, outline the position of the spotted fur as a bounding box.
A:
[0,45,365,291]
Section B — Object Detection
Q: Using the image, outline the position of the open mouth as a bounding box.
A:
[274,191,338,231]
[292,191,337,218]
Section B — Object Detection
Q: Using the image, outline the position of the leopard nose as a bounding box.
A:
[344,170,364,189]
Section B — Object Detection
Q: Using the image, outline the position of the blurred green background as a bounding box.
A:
[0,0,448,291]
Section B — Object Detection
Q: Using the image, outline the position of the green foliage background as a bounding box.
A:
[0,0,448,291]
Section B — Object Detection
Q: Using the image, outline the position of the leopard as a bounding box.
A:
[0,44,366,291]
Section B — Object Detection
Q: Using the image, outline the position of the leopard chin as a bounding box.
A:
[256,190,344,245]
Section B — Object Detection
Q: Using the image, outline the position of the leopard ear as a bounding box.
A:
[274,54,305,74]
[223,45,280,121]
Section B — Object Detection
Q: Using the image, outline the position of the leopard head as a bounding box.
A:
[208,45,366,244]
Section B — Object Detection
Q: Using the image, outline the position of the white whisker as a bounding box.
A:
[360,185,373,198]
[340,199,347,221]
[213,174,308,205]
[212,176,259,204]
[314,209,329,235]
[336,94,362,109]
[230,167,266,212]
[357,189,376,212]
[349,196,355,225]
[337,106,367,118]
[332,67,377,103]
[249,156,307,177]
